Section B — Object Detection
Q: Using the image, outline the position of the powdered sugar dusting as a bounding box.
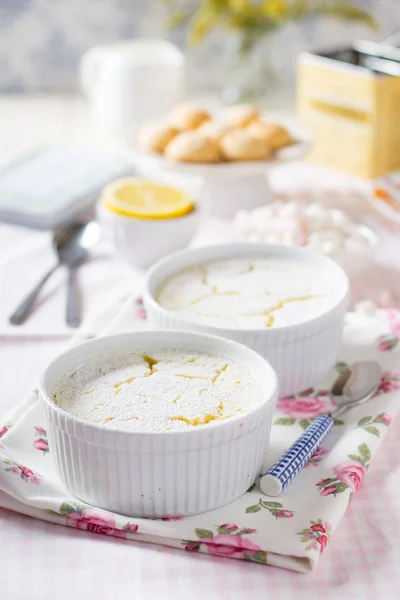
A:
[53,349,264,432]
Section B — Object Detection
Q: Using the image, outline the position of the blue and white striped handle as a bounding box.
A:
[260,414,334,497]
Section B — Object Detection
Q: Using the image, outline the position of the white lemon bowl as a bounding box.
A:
[98,202,202,269]
[40,330,278,518]
[143,243,349,397]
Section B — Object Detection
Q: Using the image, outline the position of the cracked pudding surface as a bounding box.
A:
[156,257,339,329]
[53,349,264,432]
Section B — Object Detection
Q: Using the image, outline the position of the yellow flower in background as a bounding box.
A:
[229,0,252,10]
[166,0,376,47]
[261,1,287,21]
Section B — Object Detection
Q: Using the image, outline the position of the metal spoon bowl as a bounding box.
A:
[260,360,382,497]
[9,221,100,327]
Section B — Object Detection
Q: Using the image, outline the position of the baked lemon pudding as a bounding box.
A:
[156,257,339,330]
[53,348,264,432]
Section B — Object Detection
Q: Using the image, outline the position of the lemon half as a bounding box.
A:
[102,178,194,219]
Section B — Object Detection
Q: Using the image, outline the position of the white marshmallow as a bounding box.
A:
[279,201,300,218]
[344,237,368,254]
[331,209,351,231]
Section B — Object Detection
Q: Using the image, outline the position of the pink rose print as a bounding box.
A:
[185,542,201,552]
[320,485,337,497]
[135,297,147,320]
[66,507,127,539]
[377,337,398,352]
[3,459,41,484]
[60,502,139,538]
[333,460,366,492]
[377,309,400,351]
[34,438,49,452]
[161,515,184,522]
[220,523,238,531]
[274,510,294,518]
[277,396,336,420]
[33,426,49,454]
[304,447,330,468]
[241,528,257,534]
[200,534,262,560]
[378,413,391,426]
[317,443,370,497]
[377,372,400,394]
[317,535,328,551]
[310,523,326,533]
[184,525,267,564]
[0,425,8,437]
[297,520,332,553]
[34,426,47,435]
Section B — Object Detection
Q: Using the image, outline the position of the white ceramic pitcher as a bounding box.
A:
[80,39,186,138]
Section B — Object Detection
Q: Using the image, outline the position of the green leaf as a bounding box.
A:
[299,419,311,430]
[245,504,262,514]
[298,388,314,397]
[273,417,296,426]
[246,482,256,493]
[358,443,371,463]
[333,419,345,426]
[322,478,337,485]
[194,528,213,539]
[59,502,78,516]
[244,551,268,565]
[347,454,362,462]
[363,426,380,438]
[260,501,282,509]
[357,416,372,427]
[334,482,348,495]
[310,520,317,525]
[317,518,322,524]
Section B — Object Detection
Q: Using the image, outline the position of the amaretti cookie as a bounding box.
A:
[165,131,221,163]
[168,103,211,131]
[197,120,234,142]
[138,121,179,153]
[247,121,293,150]
[223,104,260,128]
[220,130,271,161]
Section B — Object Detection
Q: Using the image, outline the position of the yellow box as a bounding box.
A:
[297,51,400,178]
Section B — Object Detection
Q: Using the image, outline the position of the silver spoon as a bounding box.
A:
[9,221,100,328]
[260,360,382,497]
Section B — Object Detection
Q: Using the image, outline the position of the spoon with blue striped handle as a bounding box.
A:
[260,361,382,497]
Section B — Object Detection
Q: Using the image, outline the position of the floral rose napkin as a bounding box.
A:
[0,294,399,574]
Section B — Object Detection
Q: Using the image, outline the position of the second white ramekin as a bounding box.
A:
[143,243,349,397]
[40,330,277,518]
